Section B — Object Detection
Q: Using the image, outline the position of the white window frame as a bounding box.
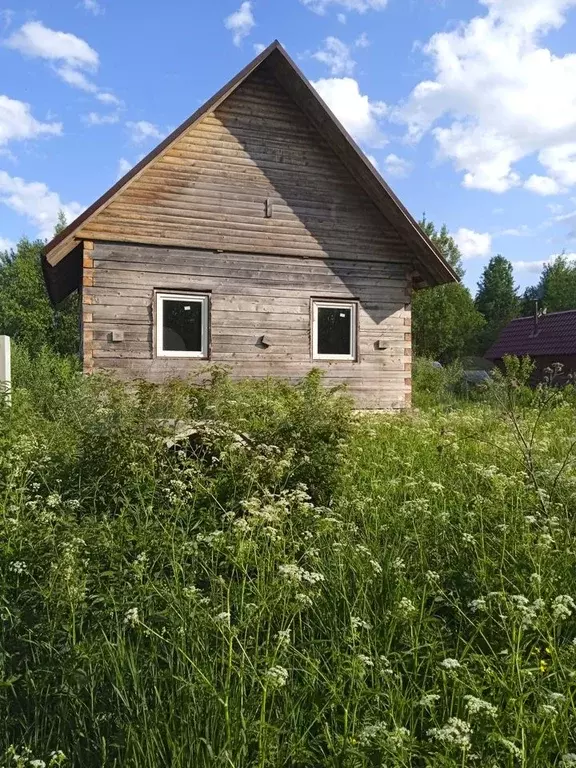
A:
[312,300,357,361]
[155,292,209,358]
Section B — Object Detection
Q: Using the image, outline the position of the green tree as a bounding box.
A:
[412,218,485,362]
[0,222,79,356]
[520,255,576,315]
[475,255,519,353]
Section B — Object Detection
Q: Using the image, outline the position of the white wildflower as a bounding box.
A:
[561,754,576,765]
[357,721,387,746]
[468,598,487,613]
[30,761,46,768]
[425,570,440,584]
[124,607,139,627]
[498,738,522,758]
[295,593,313,608]
[537,533,555,549]
[440,657,462,670]
[464,695,497,717]
[524,515,538,525]
[9,561,27,574]
[540,703,558,716]
[398,597,417,617]
[214,611,231,624]
[428,717,472,749]
[530,572,542,586]
[462,533,475,544]
[265,665,288,688]
[357,654,374,667]
[370,559,383,575]
[46,492,61,508]
[552,595,576,621]
[392,557,406,574]
[548,692,566,704]
[351,616,372,631]
[419,693,441,706]
[276,629,291,646]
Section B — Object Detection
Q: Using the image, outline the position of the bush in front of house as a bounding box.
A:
[1,363,576,767]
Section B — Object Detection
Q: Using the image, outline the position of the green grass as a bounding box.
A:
[1,356,576,766]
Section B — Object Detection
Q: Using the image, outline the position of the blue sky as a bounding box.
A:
[2,0,576,294]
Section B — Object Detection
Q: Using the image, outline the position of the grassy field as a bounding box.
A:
[1,355,576,767]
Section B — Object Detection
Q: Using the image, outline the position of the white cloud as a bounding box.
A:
[1,10,14,30]
[513,253,576,272]
[524,174,564,195]
[6,20,99,69]
[312,77,387,147]
[253,42,266,54]
[355,32,370,48]
[82,0,104,14]
[312,37,356,75]
[84,111,119,126]
[396,0,576,194]
[224,2,255,46]
[383,152,412,178]
[126,120,163,144]
[500,224,535,236]
[301,0,388,14]
[0,95,61,146]
[337,12,347,22]
[453,227,492,260]
[5,21,120,104]
[0,236,15,252]
[117,157,133,179]
[0,170,83,239]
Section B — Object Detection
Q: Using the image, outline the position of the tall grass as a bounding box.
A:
[1,355,576,766]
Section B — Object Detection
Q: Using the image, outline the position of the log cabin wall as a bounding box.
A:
[79,65,413,410]
[84,242,411,410]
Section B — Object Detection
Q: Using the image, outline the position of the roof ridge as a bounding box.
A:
[512,308,576,321]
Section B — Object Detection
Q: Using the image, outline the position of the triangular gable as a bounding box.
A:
[43,41,458,301]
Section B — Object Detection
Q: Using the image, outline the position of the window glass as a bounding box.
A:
[162,299,203,352]
[314,303,355,358]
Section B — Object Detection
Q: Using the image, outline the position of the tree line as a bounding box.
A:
[1,215,575,364]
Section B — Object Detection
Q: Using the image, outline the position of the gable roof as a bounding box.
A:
[485,309,576,359]
[43,41,458,303]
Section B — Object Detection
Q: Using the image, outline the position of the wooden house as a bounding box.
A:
[42,41,457,410]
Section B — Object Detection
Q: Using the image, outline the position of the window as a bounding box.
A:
[312,300,357,360]
[156,293,209,358]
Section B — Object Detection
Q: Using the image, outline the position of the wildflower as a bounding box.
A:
[295,593,313,608]
[30,761,46,768]
[498,738,522,758]
[46,492,61,508]
[552,595,576,621]
[9,561,27,575]
[357,654,374,667]
[379,655,394,675]
[351,616,372,631]
[124,607,139,627]
[196,530,225,545]
[530,572,542,586]
[265,665,288,688]
[462,533,475,544]
[214,611,231,624]
[425,570,440,583]
[276,629,291,646]
[537,533,555,549]
[419,693,441,706]
[524,515,538,525]
[392,557,406,574]
[398,597,417,617]
[548,692,566,704]
[370,559,383,575]
[561,754,576,765]
[464,695,498,717]
[429,481,444,492]
[428,717,472,749]
[440,657,462,670]
[183,585,200,599]
[388,727,410,749]
[357,721,387,746]
[540,703,558,716]
[468,597,487,613]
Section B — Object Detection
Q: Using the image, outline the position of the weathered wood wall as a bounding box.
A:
[83,241,412,410]
[77,67,411,266]
[79,64,415,409]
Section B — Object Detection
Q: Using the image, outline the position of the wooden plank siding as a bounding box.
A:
[85,242,412,410]
[77,68,410,265]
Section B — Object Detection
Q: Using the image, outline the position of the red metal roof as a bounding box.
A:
[485,309,576,359]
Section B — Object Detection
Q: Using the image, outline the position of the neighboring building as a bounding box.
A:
[485,309,576,382]
[42,41,457,410]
